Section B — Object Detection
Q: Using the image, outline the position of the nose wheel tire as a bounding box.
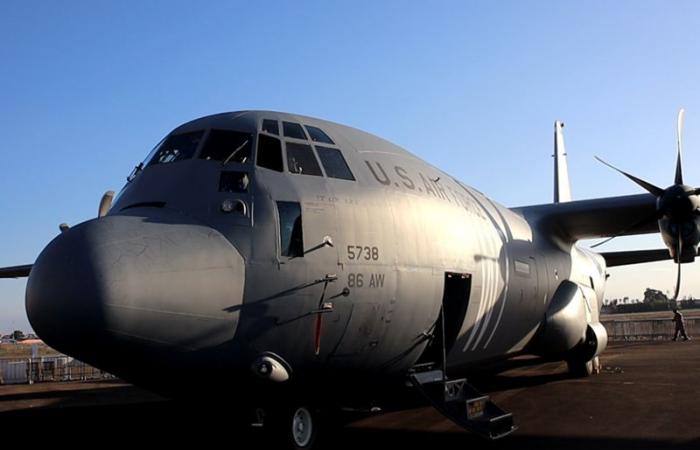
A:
[269,405,325,450]
[292,407,315,448]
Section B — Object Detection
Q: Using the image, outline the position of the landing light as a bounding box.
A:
[221,199,247,215]
[252,353,291,383]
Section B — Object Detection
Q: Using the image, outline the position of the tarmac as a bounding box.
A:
[1,340,698,449]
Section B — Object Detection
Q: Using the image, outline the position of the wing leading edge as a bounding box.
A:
[515,193,658,242]
[513,193,683,267]
[516,194,700,267]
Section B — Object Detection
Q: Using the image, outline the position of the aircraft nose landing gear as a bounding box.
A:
[267,404,330,450]
[292,407,315,448]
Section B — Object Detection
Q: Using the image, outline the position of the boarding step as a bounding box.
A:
[408,370,516,440]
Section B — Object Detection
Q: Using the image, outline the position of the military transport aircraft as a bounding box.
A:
[2,109,698,448]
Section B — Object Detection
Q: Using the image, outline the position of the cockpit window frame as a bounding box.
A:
[285,141,325,177]
[198,128,253,164]
[304,125,335,145]
[257,133,285,172]
[276,201,304,258]
[315,145,356,181]
[282,121,308,140]
[261,119,280,136]
[141,136,167,168]
[146,130,206,167]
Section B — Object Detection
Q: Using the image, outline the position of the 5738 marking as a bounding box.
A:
[347,245,379,261]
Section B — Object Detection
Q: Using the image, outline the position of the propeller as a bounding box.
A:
[595,109,700,301]
[98,190,115,218]
[674,232,682,301]
[676,109,685,185]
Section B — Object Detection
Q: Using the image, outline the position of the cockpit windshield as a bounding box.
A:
[146,130,205,167]
[199,129,252,163]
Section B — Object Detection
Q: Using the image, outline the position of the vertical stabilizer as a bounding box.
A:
[553,120,572,203]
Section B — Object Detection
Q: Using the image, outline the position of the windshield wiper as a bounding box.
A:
[222,139,250,166]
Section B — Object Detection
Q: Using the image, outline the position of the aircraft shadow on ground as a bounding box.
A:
[0,384,138,404]
[0,395,696,449]
[471,371,572,393]
[335,428,699,450]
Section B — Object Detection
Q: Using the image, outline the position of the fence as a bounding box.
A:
[2,320,693,384]
[601,318,698,341]
[0,356,114,385]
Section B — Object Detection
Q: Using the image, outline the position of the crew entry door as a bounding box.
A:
[417,272,472,366]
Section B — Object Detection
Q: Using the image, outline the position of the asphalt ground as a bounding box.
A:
[1,340,698,449]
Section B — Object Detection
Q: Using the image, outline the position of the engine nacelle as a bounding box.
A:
[534,280,608,361]
[537,280,587,355]
[659,215,700,263]
[574,321,608,363]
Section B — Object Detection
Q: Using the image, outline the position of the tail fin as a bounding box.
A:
[553,120,572,203]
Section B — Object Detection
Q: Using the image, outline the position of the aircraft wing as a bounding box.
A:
[0,264,32,278]
[600,248,700,267]
[514,193,658,241]
[512,193,690,267]
[600,249,670,267]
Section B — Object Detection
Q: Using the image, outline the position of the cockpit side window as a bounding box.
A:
[277,201,304,257]
[257,134,284,172]
[304,125,335,144]
[147,130,204,166]
[283,121,307,140]
[199,129,252,163]
[316,146,355,180]
[286,142,323,176]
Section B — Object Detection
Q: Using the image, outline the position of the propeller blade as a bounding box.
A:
[673,232,682,301]
[595,157,665,196]
[591,210,660,248]
[98,190,115,218]
[675,108,685,185]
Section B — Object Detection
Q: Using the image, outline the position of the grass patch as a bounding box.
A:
[0,344,61,359]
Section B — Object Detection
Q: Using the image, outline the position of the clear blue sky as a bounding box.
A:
[2,1,700,332]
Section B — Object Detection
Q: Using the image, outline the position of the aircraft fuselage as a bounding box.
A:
[25,111,606,403]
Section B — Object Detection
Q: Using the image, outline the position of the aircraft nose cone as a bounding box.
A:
[26,211,245,364]
[25,222,105,351]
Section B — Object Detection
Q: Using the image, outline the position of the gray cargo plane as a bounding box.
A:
[2,110,699,448]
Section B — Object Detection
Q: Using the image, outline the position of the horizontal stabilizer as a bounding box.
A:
[0,264,32,278]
